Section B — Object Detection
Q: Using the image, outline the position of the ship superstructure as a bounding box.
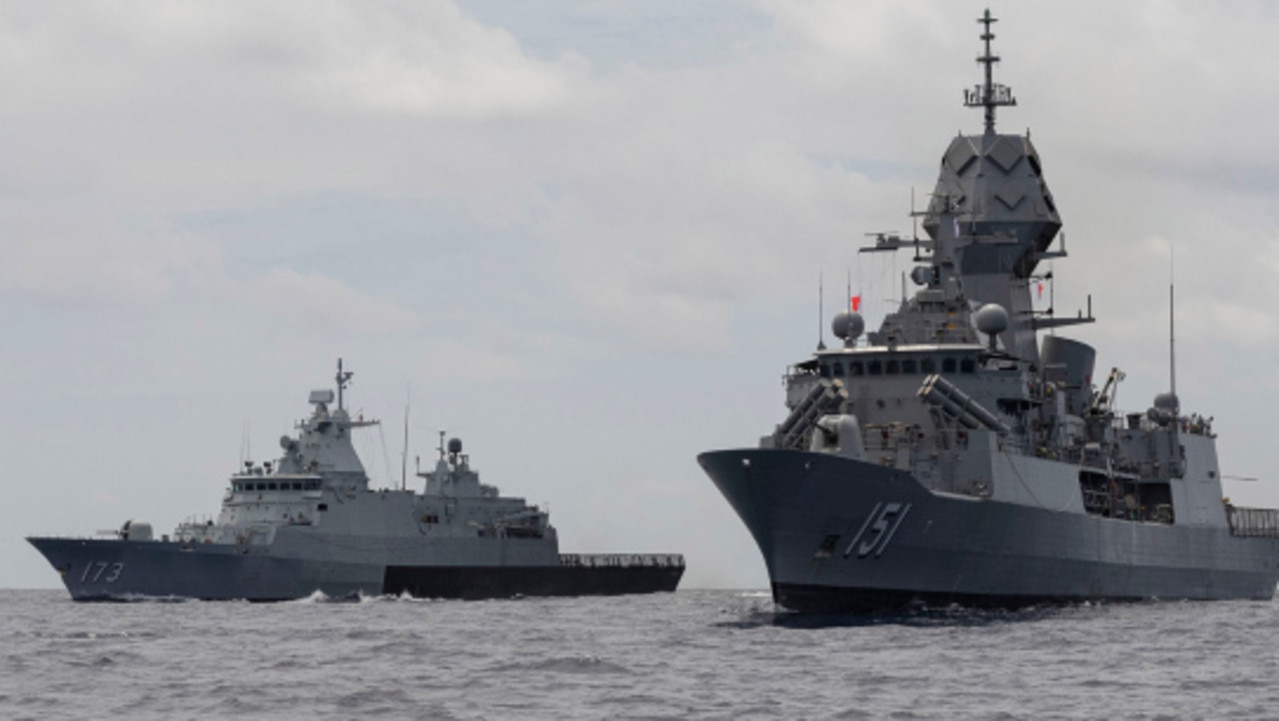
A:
[30,360,684,601]
[699,11,1279,612]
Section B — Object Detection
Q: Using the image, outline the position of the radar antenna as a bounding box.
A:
[335,358,354,411]
[964,9,1017,134]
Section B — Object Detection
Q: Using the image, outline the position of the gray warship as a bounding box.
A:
[699,11,1279,613]
[29,361,684,600]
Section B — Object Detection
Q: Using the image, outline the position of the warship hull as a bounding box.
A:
[699,449,1279,613]
[27,537,684,602]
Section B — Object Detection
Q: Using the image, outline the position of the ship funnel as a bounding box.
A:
[1040,336,1096,414]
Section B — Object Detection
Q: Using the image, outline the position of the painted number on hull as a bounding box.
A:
[843,502,912,559]
[80,561,124,584]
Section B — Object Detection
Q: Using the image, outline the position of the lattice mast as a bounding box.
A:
[964,9,1017,135]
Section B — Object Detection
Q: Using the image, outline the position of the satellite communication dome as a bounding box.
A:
[1153,392,1179,412]
[448,437,463,454]
[974,303,1010,336]
[831,311,865,341]
[910,266,932,286]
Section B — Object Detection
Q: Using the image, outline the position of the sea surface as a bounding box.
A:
[2,588,1277,720]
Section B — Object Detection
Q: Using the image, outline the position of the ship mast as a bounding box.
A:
[335,357,354,412]
[965,8,1017,135]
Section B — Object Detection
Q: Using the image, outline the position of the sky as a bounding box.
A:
[7,0,1279,591]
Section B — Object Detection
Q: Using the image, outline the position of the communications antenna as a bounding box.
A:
[964,9,1017,134]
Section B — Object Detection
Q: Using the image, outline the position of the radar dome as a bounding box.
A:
[910,266,932,286]
[1153,392,1179,413]
[448,437,463,454]
[974,303,1009,336]
[831,311,865,341]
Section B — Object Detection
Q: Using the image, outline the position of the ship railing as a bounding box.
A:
[861,422,939,458]
[558,553,686,569]
[1106,410,1216,438]
[862,424,1033,458]
[1226,505,1279,538]
[861,424,973,474]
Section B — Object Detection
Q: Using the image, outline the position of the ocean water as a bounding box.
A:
[2,589,1277,720]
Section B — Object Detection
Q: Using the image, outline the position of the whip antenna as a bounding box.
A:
[1169,248,1177,404]
[817,272,826,350]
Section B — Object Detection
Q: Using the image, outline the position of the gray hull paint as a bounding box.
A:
[699,449,1279,613]
[28,361,685,602]
[28,536,684,601]
[29,538,312,600]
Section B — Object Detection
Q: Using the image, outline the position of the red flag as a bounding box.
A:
[851,294,862,312]
[1037,282,1043,299]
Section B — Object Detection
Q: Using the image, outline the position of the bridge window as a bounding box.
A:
[268,483,279,491]
[849,362,864,376]
[885,359,900,375]
[942,358,957,374]
[961,358,976,373]
[832,361,845,377]
[903,359,918,374]
[820,363,832,379]
[921,357,936,374]
[867,360,882,376]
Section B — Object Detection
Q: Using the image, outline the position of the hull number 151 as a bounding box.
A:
[844,502,912,559]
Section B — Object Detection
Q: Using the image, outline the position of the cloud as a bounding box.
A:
[13,2,1279,593]
[0,208,223,305]
[0,0,589,217]
[416,337,527,381]
[533,69,905,348]
[762,0,952,63]
[318,2,586,118]
[249,267,417,336]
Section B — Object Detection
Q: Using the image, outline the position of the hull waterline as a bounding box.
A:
[28,537,683,602]
[699,449,1279,613]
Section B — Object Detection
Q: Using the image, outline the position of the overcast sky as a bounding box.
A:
[7,1,1279,591]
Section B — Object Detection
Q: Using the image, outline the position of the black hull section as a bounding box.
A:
[699,448,1279,614]
[771,583,1143,615]
[383,565,684,600]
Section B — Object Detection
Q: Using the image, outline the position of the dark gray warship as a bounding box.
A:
[29,361,684,601]
[699,11,1279,613]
